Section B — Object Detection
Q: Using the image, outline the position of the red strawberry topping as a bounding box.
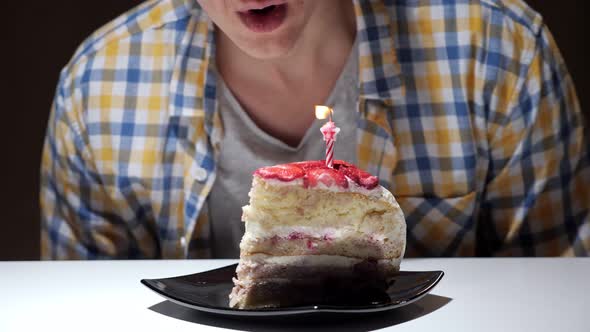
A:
[358,173,379,189]
[339,165,361,184]
[254,164,305,182]
[333,160,355,168]
[305,167,348,189]
[337,163,379,190]
[292,160,326,170]
[255,160,379,190]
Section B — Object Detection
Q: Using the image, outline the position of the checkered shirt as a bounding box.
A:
[41,0,590,259]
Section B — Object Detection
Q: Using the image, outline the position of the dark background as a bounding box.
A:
[1,1,588,260]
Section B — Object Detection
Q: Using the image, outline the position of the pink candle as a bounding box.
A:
[316,106,340,168]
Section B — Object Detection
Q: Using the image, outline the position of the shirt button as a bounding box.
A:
[194,167,208,182]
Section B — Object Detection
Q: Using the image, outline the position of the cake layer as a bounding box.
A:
[241,178,406,259]
[230,277,390,309]
[240,230,404,259]
[243,178,400,229]
[236,254,401,281]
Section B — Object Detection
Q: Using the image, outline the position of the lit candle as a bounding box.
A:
[315,106,340,168]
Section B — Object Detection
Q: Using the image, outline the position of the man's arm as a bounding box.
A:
[478,24,590,256]
[40,75,159,260]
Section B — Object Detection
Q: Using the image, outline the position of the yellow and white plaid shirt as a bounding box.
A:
[41,0,590,259]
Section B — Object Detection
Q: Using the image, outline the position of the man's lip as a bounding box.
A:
[237,3,287,33]
[237,0,288,12]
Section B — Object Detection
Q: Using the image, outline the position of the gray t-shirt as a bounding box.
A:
[208,41,359,258]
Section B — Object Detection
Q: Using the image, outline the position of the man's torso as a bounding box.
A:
[42,0,587,258]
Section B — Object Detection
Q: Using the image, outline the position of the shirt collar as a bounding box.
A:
[168,1,216,119]
[353,0,404,103]
[167,1,223,150]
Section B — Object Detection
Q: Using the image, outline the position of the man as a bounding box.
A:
[41,0,589,259]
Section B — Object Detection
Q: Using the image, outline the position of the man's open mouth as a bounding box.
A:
[237,3,288,33]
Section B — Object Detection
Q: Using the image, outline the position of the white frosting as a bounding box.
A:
[243,253,401,269]
[240,225,389,244]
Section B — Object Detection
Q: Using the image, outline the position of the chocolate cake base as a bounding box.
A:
[230,257,397,309]
[230,276,391,309]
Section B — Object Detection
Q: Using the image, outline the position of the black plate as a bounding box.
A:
[141,264,444,317]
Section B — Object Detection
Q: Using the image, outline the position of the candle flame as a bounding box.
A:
[315,105,333,120]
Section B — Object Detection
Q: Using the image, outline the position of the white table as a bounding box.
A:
[1,258,588,332]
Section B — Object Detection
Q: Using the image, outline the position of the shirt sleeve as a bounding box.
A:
[478,24,590,256]
[40,74,159,260]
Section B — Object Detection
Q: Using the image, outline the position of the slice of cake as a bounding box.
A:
[229,160,406,309]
